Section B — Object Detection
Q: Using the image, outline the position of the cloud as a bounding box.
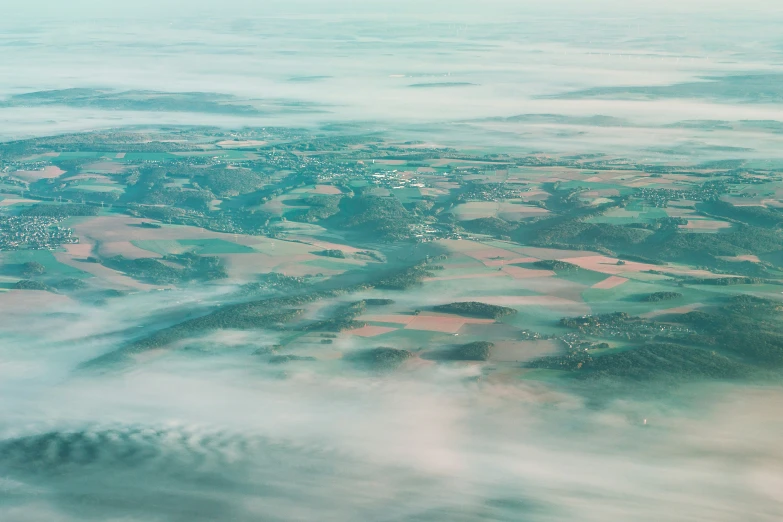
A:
[1,289,782,521]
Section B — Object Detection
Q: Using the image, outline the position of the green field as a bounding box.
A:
[5,125,783,392]
[68,184,124,193]
[179,239,255,254]
[0,250,91,279]
[132,238,255,255]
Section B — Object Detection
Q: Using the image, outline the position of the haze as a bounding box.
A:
[1,1,783,521]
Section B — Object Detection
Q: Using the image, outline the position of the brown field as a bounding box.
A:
[0,197,38,207]
[260,198,306,215]
[217,253,286,272]
[489,339,561,363]
[501,265,555,279]
[730,199,769,207]
[395,141,443,149]
[71,216,275,248]
[347,325,398,337]
[425,272,509,282]
[435,261,483,270]
[640,303,703,319]
[515,246,597,260]
[437,239,489,253]
[662,174,700,183]
[608,172,645,181]
[679,220,732,230]
[668,200,697,208]
[536,168,639,182]
[719,255,761,263]
[511,277,588,302]
[514,189,550,202]
[216,140,268,148]
[99,241,162,260]
[471,294,587,310]
[591,275,629,289]
[433,181,461,191]
[482,257,538,267]
[52,252,162,291]
[219,252,338,279]
[627,179,655,188]
[451,202,548,222]
[68,216,332,281]
[430,159,455,167]
[566,255,715,278]
[463,246,530,261]
[404,315,495,334]
[361,314,417,325]
[289,238,366,255]
[664,208,698,218]
[13,165,65,181]
[84,162,128,174]
[0,290,75,314]
[498,206,549,220]
[64,173,114,182]
[563,255,657,275]
[269,263,343,278]
[440,239,545,259]
[419,187,450,197]
[312,184,342,195]
[583,189,621,198]
[373,159,406,165]
[63,242,94,257]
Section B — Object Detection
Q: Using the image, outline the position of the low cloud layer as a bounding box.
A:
[2,2,783,520]
[1,290,782,521]
[3,1,783,141]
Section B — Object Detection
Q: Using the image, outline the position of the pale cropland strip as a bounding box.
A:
[591,276,629,289]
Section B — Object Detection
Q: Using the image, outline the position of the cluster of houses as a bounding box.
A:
[0,216,78,250]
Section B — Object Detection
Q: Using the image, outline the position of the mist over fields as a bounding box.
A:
[2,290,782,521]
[2,0,783,143]
[2,1,783,521]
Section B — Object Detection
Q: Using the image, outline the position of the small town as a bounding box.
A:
[0,216,78,250]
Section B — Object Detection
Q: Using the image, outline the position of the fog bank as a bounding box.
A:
[1,292,782,521]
